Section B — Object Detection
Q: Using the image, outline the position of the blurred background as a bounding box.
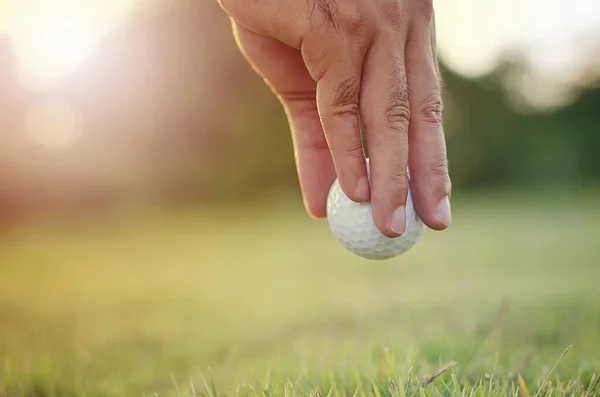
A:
[0,1,599,396]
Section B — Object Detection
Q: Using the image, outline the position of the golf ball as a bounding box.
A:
[326,160,425,260]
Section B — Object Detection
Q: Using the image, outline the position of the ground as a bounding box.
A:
[0,189,599,396]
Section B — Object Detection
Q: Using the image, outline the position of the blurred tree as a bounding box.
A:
[442,57,600,190]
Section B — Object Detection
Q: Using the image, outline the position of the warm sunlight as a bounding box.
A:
[9,0,137,90]
[25,98,81,150]
[434,0,600,77]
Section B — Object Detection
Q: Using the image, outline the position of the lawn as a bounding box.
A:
[0,189,599,396]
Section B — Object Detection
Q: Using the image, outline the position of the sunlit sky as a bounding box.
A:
[0,0,137,88]
[435,0,600,77]
[0,0,599,86]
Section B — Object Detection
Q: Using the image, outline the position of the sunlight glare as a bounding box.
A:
[10,0,136,90]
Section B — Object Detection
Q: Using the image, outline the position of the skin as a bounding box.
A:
[217,0,452,237]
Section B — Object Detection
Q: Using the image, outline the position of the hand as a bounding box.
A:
[218,0,452,237]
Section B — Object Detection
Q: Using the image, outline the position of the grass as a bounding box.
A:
[0,189,599,396]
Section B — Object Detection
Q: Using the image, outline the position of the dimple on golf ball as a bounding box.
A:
[326,160,425,260]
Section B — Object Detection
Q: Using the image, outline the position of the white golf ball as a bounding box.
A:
[326,160,425,260]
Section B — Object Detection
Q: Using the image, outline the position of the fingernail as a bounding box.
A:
[356,175,370,201]
[436,196,452,227]
[390,206,406,235]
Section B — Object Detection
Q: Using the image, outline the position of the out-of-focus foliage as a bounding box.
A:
[0,1,598,221]
[442,60,600,189]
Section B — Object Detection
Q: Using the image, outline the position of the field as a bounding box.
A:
[1,190,599,397]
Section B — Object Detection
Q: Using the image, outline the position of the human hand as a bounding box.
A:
[217,0,452,237]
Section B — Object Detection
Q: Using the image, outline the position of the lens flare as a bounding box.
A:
[10,0,136,90]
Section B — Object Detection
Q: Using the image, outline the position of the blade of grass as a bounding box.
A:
[518,374,532,397]
[421,362,458,388]
[534,345,571,397]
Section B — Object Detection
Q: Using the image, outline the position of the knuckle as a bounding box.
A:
[378,0,405,23]
[319,76,361,120]
[321,101,360,120]
[339,7,369,35]
[429,157,449,178]
[419,93,444,124]
[383,85,411,127]
[384,102,411,127]
[415,0,434,21]
[389,169,409,192]
[377,0,410,30]
[333,77,360,108]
